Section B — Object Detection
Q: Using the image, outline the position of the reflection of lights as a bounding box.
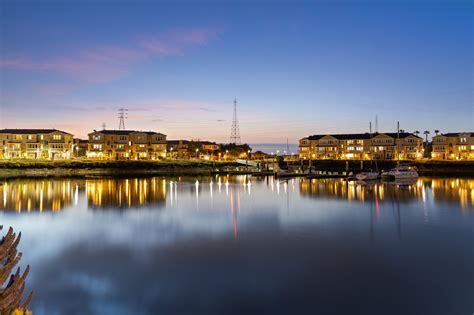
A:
[195,180,199,201]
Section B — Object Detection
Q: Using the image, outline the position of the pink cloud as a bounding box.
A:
[1,27,221,85]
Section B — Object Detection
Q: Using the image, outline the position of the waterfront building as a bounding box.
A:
[167,140,221,159]
[87,130,167,160]
[431,132,474,160]
[0,129,74,159]
[298,132,423,160]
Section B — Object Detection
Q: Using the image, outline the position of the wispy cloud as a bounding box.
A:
[1,27,221,85]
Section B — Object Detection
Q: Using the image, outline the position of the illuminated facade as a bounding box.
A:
[167,140,221,159]
[0,129,74,159]
[431,132,474,160]
[87,130,167,160]
[299,132,423,160]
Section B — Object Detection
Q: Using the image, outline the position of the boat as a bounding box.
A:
[356,122,379,181]
[381,165,419,180]
[381,121,419,181]
[356,170,379,181]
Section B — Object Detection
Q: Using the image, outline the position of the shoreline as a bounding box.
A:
[0,159,473,179]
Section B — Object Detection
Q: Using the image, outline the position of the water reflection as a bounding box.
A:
[299,178,474,209]
[0,176,473,315]
[1,177,473,213]
[86,178,166,209]
[0,179,77,212]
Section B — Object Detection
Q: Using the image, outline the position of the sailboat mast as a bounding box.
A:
[397,121,400,166]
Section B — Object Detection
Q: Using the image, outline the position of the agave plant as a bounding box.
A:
[0,226,32,315]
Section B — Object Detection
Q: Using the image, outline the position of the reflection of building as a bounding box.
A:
[432,132,474,160]
[86,177,167,209]
[299,178,423,203]
[429,178,474,209]
[87,130,167,160]
[299,178,473,209]
[0,129,74,159]
[299,132,423,160]
[0,179,77,212]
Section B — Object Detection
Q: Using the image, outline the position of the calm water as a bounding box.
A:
[0,176,473,315]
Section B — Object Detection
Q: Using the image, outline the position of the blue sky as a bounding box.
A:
[0,0,472,143]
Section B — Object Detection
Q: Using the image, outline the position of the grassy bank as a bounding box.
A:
[0,160,239,178]
[1,159,473,178]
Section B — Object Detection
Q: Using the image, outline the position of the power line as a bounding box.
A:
[230,99,241,144]
[118,108,128,130]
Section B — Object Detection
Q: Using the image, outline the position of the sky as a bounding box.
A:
[0,0,472,144]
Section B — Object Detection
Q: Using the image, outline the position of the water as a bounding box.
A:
[0,176,473,315]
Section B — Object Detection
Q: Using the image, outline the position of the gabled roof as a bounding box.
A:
[439,132,474,137]
[382,132,422,139]
[0,128,72,135]
[143,131,166,136]
[306,132,422,141]
[89,129,166,136]
[167,140,190,145]
[332,133,372,140]
[90,130,135,135]
[307,135,326,140]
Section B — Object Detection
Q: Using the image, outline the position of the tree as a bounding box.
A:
[434,129,440,136]
[0,226,33,314]
[414,130,420,137]
[423,130,430,142]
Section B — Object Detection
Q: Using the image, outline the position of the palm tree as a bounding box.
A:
[414,130,420,137]
[423,130,430,142]
[434,129,440,136]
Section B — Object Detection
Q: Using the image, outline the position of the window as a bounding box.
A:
[116,144,125,149]
[459,146,467,151]
[93,135,101,141]
[40,135,44,140]
[119,135,127,141]
[53,134,62,140]
[27,135,34,140]
[139,144,146,148]
[93,144,102,150]
[460,137,467,143]
[15,135,22,140]
[27,143,38,149]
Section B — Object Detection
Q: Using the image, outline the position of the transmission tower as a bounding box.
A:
[118,108,128,130]
[230,99,241,144]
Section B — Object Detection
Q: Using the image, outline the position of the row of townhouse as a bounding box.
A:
[299,132,424,160]
[0,129,74,159]
[167,140,221,159]
[87,130,167,160]
[0,129,167,160]
[431,132,474,160]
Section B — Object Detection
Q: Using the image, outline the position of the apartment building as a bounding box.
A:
[432,132,474,160]
[87,130,167,160]
[167,140,221,159]
[299,132,423,160]
[0,129,74,159]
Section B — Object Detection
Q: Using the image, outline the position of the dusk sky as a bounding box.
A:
[0,0,472,144]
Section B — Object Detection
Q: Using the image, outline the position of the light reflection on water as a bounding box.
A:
[0,176,473,315]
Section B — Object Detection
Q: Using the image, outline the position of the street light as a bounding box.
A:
[196,148,199,159]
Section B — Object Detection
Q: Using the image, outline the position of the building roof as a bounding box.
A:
[167,140,190,145]
[306,132,422,141]
[89,129,166,136]
[0,128,72,135]
[439,132,474,137]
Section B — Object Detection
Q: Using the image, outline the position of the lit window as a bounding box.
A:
[93,135,101,141]
[53,134,62,140]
